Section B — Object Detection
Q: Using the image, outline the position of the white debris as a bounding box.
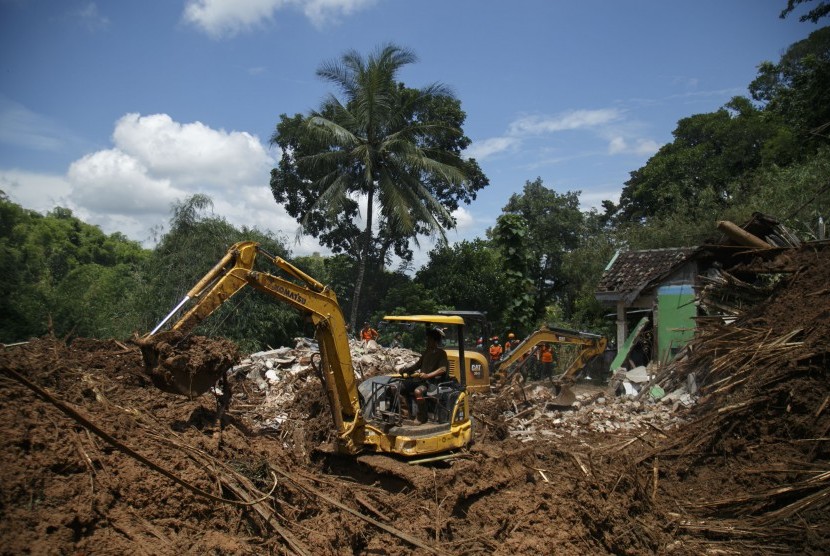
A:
[625,366,651,383]
[231,337,421,432]
[497,380,696,440]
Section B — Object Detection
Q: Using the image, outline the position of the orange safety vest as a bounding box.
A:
[361,328,378,341]
[540,346,553,363]
[489,344,503,360]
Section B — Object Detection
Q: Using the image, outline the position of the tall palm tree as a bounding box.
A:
[299,43,471,329]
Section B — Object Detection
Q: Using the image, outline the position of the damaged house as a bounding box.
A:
[594,213,805,374]
[595,247,698,371]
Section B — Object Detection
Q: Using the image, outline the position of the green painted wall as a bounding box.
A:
[657,285,696,362]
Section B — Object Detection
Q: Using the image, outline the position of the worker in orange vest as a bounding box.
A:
[539,343,554,380]
[489,337,503,364]
[359,322,379,344]
[504,332,516,352]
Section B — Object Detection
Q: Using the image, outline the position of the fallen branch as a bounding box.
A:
[269,463,443,555]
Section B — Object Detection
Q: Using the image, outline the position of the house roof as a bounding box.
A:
[596,247,695,304]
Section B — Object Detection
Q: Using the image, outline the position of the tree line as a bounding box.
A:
[1,19,828,352]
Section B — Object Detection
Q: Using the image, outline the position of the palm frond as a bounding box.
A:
[306,115,360,148]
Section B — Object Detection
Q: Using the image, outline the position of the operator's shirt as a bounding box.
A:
[413,348,449,382]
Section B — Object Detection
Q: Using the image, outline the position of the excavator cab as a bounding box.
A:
[357,315,472,456]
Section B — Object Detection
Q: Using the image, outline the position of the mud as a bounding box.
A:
[135,331,239,398]
[1,244,828,554]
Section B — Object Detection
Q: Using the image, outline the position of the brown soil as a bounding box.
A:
[1,244,828,555]
[135,330,239,397]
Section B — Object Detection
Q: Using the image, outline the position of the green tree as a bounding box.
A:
[373,281,443,321]
[492,214,535,334]
[270,43,487,329]
[500,179,585,321]
[54,264,143,338]
[0,196,148,342]
[780,0,830,23]
[617,97,794,222]
[561,210,618,335]
[749,26,830,152]
[136,195,300,353]
[741,145,830,236]
[415,239,508,323]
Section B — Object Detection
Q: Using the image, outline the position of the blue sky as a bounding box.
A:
[0,0,817,265]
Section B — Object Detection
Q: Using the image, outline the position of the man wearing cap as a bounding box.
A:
[398,328,449,423]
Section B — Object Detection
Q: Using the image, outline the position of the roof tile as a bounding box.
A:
[597,247,695,296]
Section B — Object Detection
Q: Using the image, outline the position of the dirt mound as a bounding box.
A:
[135,331,239,397]
[644,243,830,551]
[0,335,684,555]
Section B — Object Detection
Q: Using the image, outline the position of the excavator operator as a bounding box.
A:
[398,328,449,423]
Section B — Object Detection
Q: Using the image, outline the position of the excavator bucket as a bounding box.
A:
[546,382,577,409]
[134,331,239,398]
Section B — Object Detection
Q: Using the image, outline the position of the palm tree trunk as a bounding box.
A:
[348,186,375,330]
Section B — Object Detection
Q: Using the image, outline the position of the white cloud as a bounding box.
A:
[67,148,180,214]
[578,189,621,211]
[607,136,660,156]
[301,0,377,27]
[77,2,110,32]
[182,0,377,38]
[451,206,474,233]
[111,113,274,189]
[470,108,627,162]
[607,136,627,155]
[464,136,518,160]
[1,112,330,252]
[508,109,622,136]
[632,139,660,156]
[1,169,72,211]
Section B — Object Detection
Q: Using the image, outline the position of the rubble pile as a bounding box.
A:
[507,389,690,439]
[228,338,420,434]
[638,242,830,550]
[233,337,694,448]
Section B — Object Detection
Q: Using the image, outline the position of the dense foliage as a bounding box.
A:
[0,194,147,341]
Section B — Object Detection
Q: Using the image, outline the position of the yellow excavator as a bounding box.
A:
[432,311,607,404]
[137,241,472,458]
[496,326,608,406]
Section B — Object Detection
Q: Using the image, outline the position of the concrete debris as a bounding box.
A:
[502,382,695,441]
[231,337,696,442]
[231,337,422,431]
[625,366,651,383]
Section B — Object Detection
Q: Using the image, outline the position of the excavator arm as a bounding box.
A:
[138,241,364,452]
[495,326,607,406]
[496,326,606,377]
